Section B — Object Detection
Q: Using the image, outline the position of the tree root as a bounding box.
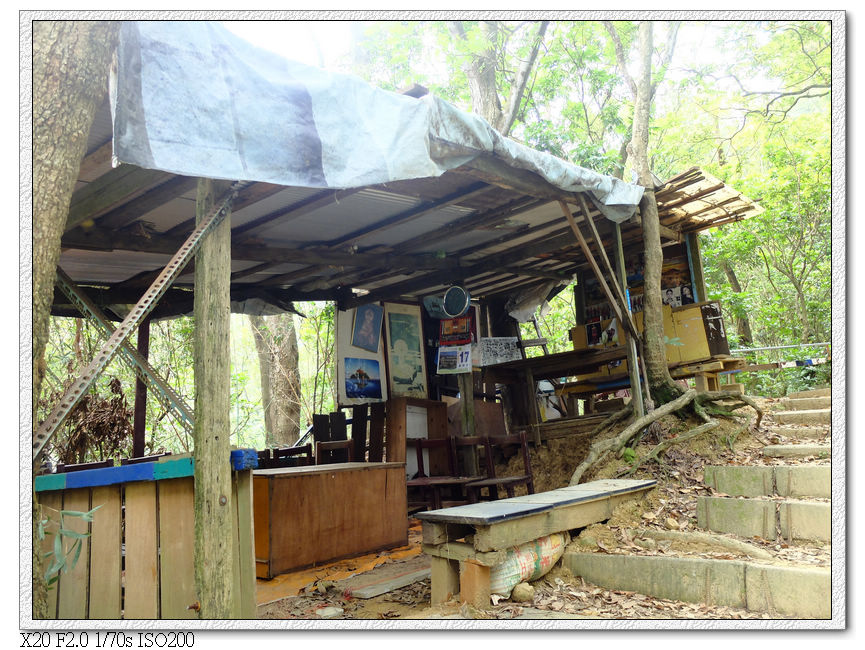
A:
[569,387,763,486]
[629,528,774,560]
[618,419,719,477]
[569,389,696,485]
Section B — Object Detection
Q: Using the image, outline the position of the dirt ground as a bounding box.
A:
[257,394,831,621]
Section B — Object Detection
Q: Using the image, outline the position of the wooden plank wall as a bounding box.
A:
[124,482,159,618]
[36,471,256,620]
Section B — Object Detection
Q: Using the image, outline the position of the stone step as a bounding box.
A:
[704,465,830,498]
[562,551,829,618]
[787,387,830,399]
[781,396,831,411]
[770,425,830,440]
[696,496,830,542]
[774,409,831,426]
[762,444,830,459]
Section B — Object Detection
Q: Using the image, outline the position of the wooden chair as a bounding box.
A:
[449,435,486,502]
[465,430,535,501]
[406,437,476,512]
[260,444,314,468]
[315,440,354,465]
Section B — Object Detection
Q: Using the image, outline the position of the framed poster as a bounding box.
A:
[335,306,387,405]
[351,303,384,353]
[384,303,428,399]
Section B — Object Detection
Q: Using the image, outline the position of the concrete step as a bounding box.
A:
[771,425,830,440]
[696,496,830,542]
[774,409,831,426]
[562,551,829,618]
[781,396,831,411]
[787,387,830,399]
[704,465,830,498]
[762,444,830,459]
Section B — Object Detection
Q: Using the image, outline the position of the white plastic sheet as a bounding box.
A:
[113,22,643,223]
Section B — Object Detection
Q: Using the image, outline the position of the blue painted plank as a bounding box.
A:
[65,463,154,490]
[34,473,66,493]
[153,458,194,481]
[231,448,259,470]
[34,450,257,491]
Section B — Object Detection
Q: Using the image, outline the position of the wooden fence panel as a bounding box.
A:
[88,485,122,618]
[123,482,159,618]
[157,478,197,619]
[38,491,63,619]
[57,488,90,619]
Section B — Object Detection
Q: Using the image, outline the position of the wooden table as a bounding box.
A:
[415,478,656,607]
[253,462,407,579]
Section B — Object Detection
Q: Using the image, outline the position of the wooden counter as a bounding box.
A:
[253,462,408,579]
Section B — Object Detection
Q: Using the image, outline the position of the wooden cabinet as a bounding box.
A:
[253,462,407,579]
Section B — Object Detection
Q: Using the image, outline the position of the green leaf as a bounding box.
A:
[53,529,62,559]
[58,528,90,539]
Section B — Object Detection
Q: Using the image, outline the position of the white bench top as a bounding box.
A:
[415,478,656,525]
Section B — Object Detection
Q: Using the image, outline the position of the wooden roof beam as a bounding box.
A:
[61,225,456,271]
[65,165,174,231]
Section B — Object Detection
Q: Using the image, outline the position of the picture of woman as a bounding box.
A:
[680,285,695,305]
[351,303,384,352]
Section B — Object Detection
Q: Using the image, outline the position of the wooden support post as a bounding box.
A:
[457,372,479,474]
[430,556,460,605]
[574,195,639,339]
[613,223,645,419]
[132,318,150,458]
[459,560,491,609]
[573,271,586,325]
[192,178,235,619]
[560,200,637,339]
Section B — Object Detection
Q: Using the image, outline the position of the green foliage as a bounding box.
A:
[40,505,101,586]
[621,446,637,464]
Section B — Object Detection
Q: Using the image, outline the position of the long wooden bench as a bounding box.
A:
[415,478,656,607]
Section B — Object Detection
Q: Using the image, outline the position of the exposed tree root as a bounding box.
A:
[629,528,774,560]
[569,388,763,485]
[619,419,720,477]
[569,390,696,485]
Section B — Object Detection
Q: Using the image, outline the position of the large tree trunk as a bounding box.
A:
[448,20,548,137]
[628,22,683,404]
[719,259,753,346]
[32,20,119,619]
[192,178,234,618]
[249,314,301,447]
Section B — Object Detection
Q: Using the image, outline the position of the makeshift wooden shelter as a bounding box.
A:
[33,22,763,617]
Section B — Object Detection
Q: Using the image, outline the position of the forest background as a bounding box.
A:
[37,19,833,464]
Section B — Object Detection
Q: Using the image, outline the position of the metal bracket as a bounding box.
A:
[54,267,195,434]
[33,184,239,462]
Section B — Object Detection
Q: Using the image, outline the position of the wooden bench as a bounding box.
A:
[415,478,656,607]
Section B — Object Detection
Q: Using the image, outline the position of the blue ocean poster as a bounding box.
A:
[344,357,383,399]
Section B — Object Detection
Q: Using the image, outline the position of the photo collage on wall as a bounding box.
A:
[336,304,388,405]
[661,257,696,308]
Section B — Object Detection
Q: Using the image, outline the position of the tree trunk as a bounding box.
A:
[31,20,119,619]
[449,21,504,130]
[719,259,753,346]
[249,314,301,447]
[628,22,683,405]
[192,178,234,619]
